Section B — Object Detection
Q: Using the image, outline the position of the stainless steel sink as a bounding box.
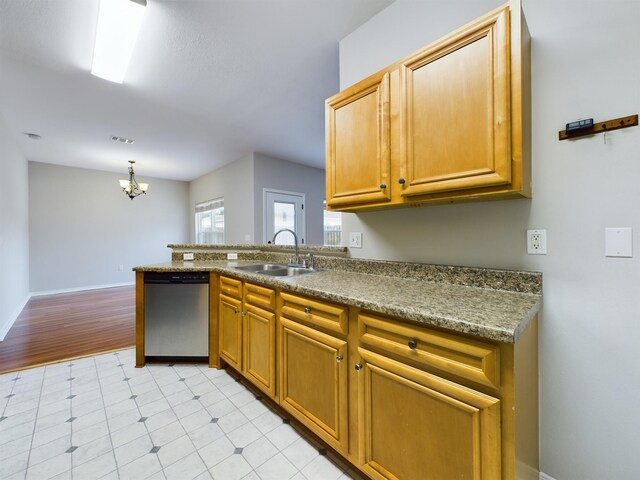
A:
[234,263,319,277]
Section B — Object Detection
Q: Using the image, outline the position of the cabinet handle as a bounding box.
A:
[336,355,343,363]
[354,363,363,371]
[379,183,387,189]
[398,177,406,185]
[408,339,417,349]
[304,307,311,314]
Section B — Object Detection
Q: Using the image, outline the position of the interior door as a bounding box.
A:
[264,189,305,245]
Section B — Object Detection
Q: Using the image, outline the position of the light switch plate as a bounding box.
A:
[349,232,362,248]
[605,227,632,257]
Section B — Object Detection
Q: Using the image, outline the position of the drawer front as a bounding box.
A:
[280,292,348,335]
[359,312,500,389]
[220,276,242,299]
[244,282,276,312]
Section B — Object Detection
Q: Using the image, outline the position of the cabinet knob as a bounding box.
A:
[354,363,363,371]
[408,339,417,350]
[241,311,246,317]
[336,355,343,363]
[304,307,311,314]
[379,183,387,189]
[398,177,406,185]
[234,308,239,314]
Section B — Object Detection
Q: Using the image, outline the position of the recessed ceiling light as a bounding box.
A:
[23,132,42,140]
[111,135,135,144]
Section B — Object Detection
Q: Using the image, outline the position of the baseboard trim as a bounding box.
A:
[540,472,557,480]
[0,293,32,341]
[30,282,135,297]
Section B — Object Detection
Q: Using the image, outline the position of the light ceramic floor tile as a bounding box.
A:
[113,433,154,467]
[254,452,299,480]
[301,455,345,480]
[209,453,253,480]
[188,421,225,449]
[226,421,263,448]
[198,435,236,468]
[1,349,355,480]
[265,423,303,450]
[72,451,117,480]
[163,451,208,480]
[156,434,196,468]
[241,435,280,469]
[282,436,322,470]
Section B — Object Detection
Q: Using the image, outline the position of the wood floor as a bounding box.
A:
[0,286,135,375]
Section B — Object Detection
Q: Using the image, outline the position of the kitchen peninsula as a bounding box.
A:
[134,245,541,479]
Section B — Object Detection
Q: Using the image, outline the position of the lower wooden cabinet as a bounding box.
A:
[279,316,349,453]
[219,294,242,370]
[216,280,538,480]
[357,348,501,480]
[218,277,277,400]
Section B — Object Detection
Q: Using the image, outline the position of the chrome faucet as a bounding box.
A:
[272,228,303,267]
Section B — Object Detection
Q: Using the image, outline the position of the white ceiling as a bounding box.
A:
[0,0,393,181]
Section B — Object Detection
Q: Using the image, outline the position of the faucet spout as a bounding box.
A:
[272,228,302,266]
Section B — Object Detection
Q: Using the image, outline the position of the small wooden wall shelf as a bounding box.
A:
[559,114,638,141]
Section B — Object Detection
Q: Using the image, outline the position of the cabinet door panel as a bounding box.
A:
[280,318,348,452]
[219,295,242,370]
[326,72,391,208]
[358,349,500,480]
[244,305,276,398]
[400,7,511,196]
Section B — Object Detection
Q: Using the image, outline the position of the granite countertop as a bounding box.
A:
[134,259,541,343]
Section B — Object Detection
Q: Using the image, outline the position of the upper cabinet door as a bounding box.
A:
[400,6,511,196]
[326,71,391,208]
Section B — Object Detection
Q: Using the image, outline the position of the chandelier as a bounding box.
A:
[119,161,149,199]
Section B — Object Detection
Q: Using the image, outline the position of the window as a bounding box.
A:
[195,198,224,244]
[323,209,342,246]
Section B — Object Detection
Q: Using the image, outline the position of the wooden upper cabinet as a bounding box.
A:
[325,0,530,211]
[400,6,511,196]
[326,71,391,208]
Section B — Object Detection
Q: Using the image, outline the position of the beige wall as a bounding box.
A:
[189,154,255,244]
[189,153,326,246]
[339,1,640,479]
[29,162,189,293]
[0,114,30,339]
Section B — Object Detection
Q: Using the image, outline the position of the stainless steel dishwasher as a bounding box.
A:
[144,272,209,361]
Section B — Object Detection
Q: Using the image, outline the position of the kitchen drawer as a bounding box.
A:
[220,276,242,299]
[244,282,276,312]
[358,312,500,389]
[280,292,348,335]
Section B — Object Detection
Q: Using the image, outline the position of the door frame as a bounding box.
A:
[263,188,306,245]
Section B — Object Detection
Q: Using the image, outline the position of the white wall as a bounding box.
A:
[253,153,326,245]
[189,154,255,244]
[340,1,640,479]
[0,115,30,339]
[29,162,189,293]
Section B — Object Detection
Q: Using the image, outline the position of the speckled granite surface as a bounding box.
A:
[134,258,541,343]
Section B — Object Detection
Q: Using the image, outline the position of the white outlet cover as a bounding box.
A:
[349,232,362,248]
[227,252,238,260]
[183,253,194,261]
[527,229,547,255]
[605,227,632,257]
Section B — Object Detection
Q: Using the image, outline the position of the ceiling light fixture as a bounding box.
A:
[91,0,147,83]
[119,161,149,199]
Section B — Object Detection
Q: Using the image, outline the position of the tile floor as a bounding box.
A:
[0,349,361,480]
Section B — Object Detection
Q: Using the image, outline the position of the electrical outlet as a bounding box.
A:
[183,253,194,261]
[227,252,238,260]
[527,229,547,255]
[349,232,363,248]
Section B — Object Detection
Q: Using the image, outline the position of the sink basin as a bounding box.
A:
[234,263,319,277]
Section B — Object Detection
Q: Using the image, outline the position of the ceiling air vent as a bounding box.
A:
[111,136,135,144]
